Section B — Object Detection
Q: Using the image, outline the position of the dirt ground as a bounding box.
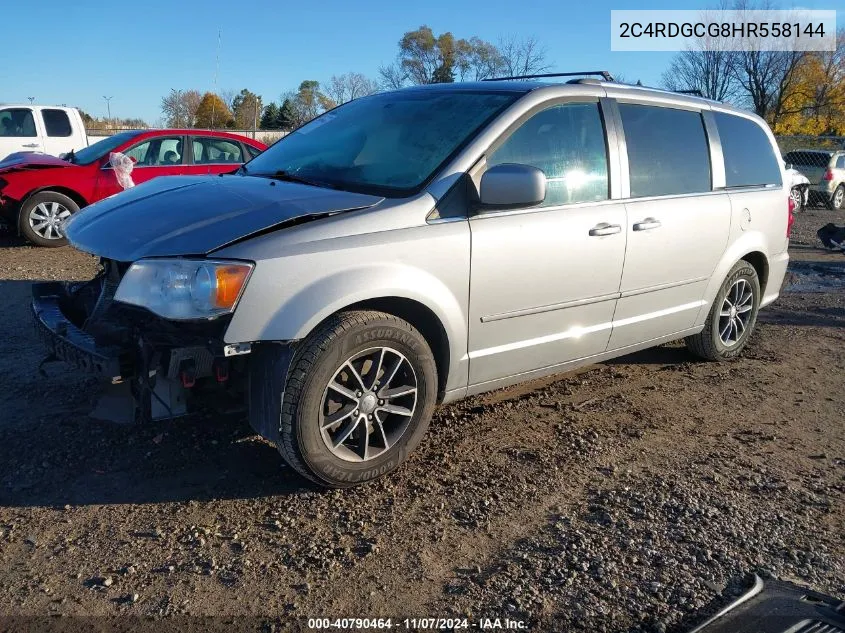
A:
[0,205,842,633]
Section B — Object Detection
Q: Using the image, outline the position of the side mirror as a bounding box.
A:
[479,163,546,209]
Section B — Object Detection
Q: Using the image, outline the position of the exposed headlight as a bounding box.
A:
[114,259,253,320]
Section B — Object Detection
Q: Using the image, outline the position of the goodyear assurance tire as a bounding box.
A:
[278,311,437,487]
[686,260,760,361]
[19,191,79,247]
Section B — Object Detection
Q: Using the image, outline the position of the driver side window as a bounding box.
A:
[124,137,183,167]
[488,102,609,207]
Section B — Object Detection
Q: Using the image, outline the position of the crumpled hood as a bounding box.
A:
[0,152,71,172]
[65,175,384,261]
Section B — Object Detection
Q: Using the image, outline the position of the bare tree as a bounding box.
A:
[160,89,202,127]
[219,89,238,111]
[379,62,408,90]
[661,47,739,101]
[326,72,380,105]
[497,35,551,77]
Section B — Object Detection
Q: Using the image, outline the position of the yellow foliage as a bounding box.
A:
[772,49,845,136]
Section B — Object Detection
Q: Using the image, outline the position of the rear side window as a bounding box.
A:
[488,102,609,206]
[715,112,782,187]
[619,103,711,198]
[837,155,845,169]
[192,137,244,164]
[42,109,72,137]
[0,108,37,137]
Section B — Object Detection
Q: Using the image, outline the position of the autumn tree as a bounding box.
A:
[770,29,845,135]
[160,89,202,127]
[232,88,263,129]
[194,92,234,129]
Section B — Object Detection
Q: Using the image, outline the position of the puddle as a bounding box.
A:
[783,261,845,293]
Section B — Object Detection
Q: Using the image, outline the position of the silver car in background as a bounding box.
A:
[783,149,845,210]
[34,74,792,487]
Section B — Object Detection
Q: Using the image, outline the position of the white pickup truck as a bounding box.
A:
[0,104,88,161]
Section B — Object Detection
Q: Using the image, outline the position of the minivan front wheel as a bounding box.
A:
[686,260,760,361]
[278,311,437,487]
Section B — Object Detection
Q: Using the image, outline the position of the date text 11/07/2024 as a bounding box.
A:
[306,618,528,630]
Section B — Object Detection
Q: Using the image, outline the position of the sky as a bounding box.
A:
[1,0,842,124]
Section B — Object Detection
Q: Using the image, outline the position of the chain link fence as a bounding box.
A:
[776,136,845,210]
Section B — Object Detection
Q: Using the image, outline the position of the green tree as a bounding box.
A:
[194,92,234,129]
[260,102,280,129]
[276,98,296,130]
[232,88,263,129]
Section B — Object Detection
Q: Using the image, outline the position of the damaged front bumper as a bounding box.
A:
[32,281,128,382]
[30,267,253,423]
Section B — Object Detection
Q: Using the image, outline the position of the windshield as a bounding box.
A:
[71,131,143,165]
[245,90,520,196]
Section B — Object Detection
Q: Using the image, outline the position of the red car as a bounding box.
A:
[0,129,266,246]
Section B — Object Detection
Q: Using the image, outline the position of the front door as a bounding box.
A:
[467,100,627,387]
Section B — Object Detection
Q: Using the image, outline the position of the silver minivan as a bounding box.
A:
[34,74,792,487]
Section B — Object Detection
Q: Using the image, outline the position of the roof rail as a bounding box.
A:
[674,89,704,97]
[483,71,615,82]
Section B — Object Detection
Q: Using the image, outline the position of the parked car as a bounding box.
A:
[0,129,266,246]
[0,104,88,161]
[33,76,791,487]
[782,149,845,210]
[784,161,810,211]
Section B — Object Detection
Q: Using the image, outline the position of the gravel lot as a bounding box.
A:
[0,206,842,632]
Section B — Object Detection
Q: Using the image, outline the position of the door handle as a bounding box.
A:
[589,223,622,236]
[633,218,662,231]
[22,143,40,148]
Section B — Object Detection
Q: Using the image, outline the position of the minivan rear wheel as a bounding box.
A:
[686,260,760,361]
[277,311,437,487]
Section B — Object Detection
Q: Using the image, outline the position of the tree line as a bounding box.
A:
[159,26,549,132]
[156,18,844,137]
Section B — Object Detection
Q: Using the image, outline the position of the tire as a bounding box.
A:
[686,260,760,361]
[19,191,79,247]
[277,310,437,488]
[828,184,845,211]
[790,186,804,212]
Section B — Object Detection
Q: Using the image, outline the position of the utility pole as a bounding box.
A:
[103,96,114,126]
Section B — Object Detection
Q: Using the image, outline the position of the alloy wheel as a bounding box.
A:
[718,278,754,346]
[320,346,418,462]
[29,201,71,240]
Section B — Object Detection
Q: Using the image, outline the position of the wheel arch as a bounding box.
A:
[695,236,772,327]
[341,296,451,400]
[740,250,769,296]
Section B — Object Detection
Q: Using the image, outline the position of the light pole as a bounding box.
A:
[27,96,35,104]
[103,95,113,126]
